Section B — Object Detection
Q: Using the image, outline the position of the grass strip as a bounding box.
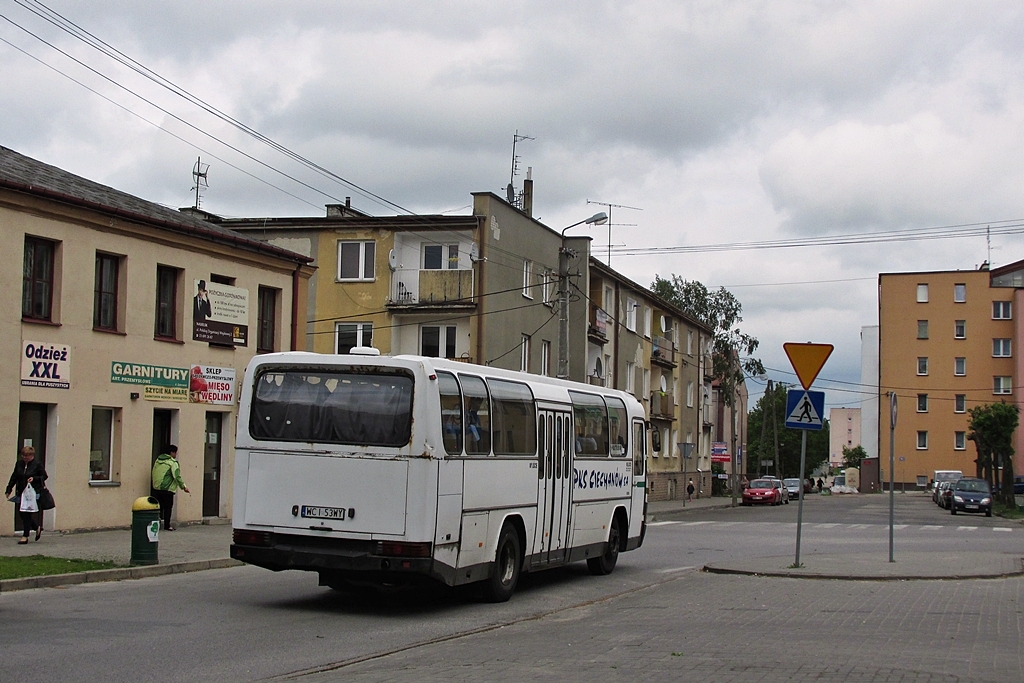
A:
[1,554,121,580]
[994,503,1024,520]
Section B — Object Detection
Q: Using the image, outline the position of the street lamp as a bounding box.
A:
[558,212,608,379]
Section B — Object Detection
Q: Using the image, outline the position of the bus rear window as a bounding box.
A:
[250,370,413,446]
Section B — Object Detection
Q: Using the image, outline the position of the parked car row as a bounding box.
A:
[933,478,992,517]
[741,478,790,506]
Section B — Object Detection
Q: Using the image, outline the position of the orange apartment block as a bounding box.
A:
[878,261,1024,485]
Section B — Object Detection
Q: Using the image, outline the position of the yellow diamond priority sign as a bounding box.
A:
[783,342,834,390]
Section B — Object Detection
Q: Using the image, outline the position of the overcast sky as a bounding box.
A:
[4,1,1024,412]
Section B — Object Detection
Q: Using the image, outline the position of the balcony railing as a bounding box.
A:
[589,304,609,342]
[650,392,675,419]
[389,268,474,307]
[652,335,676,367]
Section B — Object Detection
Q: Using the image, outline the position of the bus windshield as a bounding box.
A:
[250,369,413,446]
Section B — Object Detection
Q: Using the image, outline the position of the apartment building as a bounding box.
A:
[828,407,862,469]
[878,261,1023,485]
[1,146,313,534]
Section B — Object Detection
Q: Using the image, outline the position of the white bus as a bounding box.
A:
[231,349,648,601]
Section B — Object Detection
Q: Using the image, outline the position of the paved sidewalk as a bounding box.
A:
[704,551,1024,580]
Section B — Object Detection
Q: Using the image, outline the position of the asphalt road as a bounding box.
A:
[3,494,1022,682]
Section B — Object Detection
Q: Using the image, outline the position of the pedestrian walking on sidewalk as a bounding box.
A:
[5,446,47,544]
[151,445,189,531]
[686,479,695,502]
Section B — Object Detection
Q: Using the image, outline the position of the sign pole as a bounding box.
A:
[889,391,897,563]
[794,428,808,567]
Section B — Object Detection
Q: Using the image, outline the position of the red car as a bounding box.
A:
[742,478,784,505]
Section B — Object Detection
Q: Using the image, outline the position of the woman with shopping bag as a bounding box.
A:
[5,446,48,544]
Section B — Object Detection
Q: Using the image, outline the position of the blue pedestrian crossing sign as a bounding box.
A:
[785,389,825,430]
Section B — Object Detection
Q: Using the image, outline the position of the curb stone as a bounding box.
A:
[0,558,242,593]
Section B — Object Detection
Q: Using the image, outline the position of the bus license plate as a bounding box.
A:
[301,505,346,520]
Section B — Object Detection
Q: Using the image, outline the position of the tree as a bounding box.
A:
[842,445,867,470]
[967,401,1019,507]
[746,381,829,478]
[651,276,764,406]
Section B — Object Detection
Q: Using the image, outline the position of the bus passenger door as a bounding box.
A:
[533,409,573,566]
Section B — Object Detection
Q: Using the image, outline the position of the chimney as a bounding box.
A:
[522,167,533,217]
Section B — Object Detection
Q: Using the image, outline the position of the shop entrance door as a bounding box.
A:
[15,403,48,531]
[151,410,173,465]
[202,412,223,517]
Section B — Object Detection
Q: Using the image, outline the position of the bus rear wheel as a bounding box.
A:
[588,517,622,576]
[481,523,521,603]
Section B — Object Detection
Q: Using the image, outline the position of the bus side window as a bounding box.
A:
[632,420,646,475]
[606,397,628,458]
[460,375,491,455]
[488,379,537,456]
[437,371,462,456]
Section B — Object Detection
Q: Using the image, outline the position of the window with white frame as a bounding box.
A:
[993,338,1012,357]
[954,357,966,376]
[604,354,611,387]
[522,260,533,298]
[90,407,116,482]
[671,429,678,457]
[954,431,966,450]
[643,368,651,400]
[604,286,614,309]
[625,298,637,331]
[916,284,929,302]
[336,322,373,354]
[917,357,928,375]
[423,244,458,270]
[917,320,928,339]
[954,283,966,303]
[994,376,1012,395]
[916,431,928,449]
[673,377,679,405]
[520,334,531,372]
[542,269,554,305]
[541,340,551,376]
[917,394,928,412]
[687,381,694,407]
[954,320,965,339]
[337,241,375,280]
[687,330,693,355]
[993,301,1012,319]
[625,362,636,395]
[954,394,966,413]
[422,325,457,358]
[643,306,652,338]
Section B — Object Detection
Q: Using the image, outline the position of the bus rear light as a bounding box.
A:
[378,541,432,558]
[234,529,273,547]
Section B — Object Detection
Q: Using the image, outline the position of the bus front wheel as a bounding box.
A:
[588,517,622,576]
[481,523,521,603]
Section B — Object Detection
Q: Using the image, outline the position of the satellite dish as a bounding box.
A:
[506,183,515,203]
[660,315,669,333]
[660,375,667,392]
[388,249,398,271]
[470,243,479,262]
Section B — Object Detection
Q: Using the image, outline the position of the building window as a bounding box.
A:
[643,368,651,398]
[625,361,636,395]
[917,357,928,375]
[954,431,967,450]
[993,301,1012,319]
[94,252,120,331]
[917,431,928,450]
[993,339,1012,357]
[643,306,652,338]
[916,284,929,303]
[422,325,456,358]
[687,381,694,407]
[917,394,928,412]
[954,394,966,413]
[994,376,1012,395]
[954,320,965,339]
[23,236,56,321]
[519,334,531,372]
[337,241,375,280]
[604,354,611,387]
[155,265,179,339]
[687,330,694,355]
[953,283,966,303]
[626,299,637,331]
[90,407,115,482]
[257,287,279,353]
[335,322,372,354]
[917,320,928,339]
[424,244,458,270]
[954,357,966,376]
[541,340,551,376]
[521,260,533,298]
[542,269,554,305]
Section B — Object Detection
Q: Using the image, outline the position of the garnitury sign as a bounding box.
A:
[111,361,189,402]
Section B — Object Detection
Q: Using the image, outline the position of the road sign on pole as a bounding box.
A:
[783,343,834,390]
[785,389,825,430]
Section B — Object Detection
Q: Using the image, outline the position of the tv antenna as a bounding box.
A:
[191,156,209,210]
[506,130,534,206]
[586,199,642,266]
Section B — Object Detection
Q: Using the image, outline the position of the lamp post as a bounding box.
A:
[558,212,608,379]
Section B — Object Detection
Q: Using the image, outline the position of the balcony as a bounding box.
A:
[589,304,609,344]
[650,392,676,421]
[651,335,676,368]
[388,268,475,310]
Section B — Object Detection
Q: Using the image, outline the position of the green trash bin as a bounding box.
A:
[131,496,161,566]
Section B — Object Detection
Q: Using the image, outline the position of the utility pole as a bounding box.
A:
[558,212,608,379]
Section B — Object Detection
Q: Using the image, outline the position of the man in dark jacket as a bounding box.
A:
[5,446,47,544]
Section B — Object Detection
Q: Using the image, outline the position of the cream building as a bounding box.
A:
[1,146,312,534]
[828,407,862,469]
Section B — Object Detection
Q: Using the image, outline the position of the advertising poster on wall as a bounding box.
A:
[110,361,189,402]
[189,365,236,405]
[711,441,730,463]
[192,279,249,346]
[21,341,71,389]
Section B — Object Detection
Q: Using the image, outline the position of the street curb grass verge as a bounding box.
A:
[0,558,242,593]
[701,558,1024,581]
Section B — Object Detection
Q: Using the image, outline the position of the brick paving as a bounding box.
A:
[297,572,1024,683]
